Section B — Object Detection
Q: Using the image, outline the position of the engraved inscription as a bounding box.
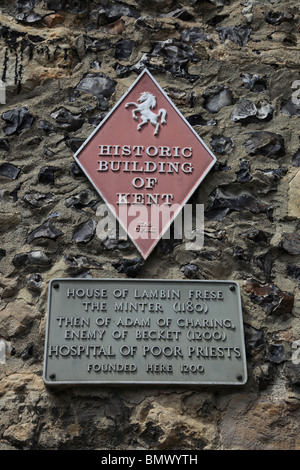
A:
[44,280,247,385]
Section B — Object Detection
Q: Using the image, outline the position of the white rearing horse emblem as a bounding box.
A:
[125,92,167,136]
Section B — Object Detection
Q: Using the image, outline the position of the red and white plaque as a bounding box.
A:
[74,69,216,258]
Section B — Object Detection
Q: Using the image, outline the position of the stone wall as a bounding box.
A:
[0,0,299,451]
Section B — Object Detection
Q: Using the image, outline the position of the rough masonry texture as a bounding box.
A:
[0,0,300,450]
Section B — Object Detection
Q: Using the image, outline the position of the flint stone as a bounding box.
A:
[97,3,140,23]
[112,257,144,278]
[281,100,300,117]
[16,13,42,24]
[244,131,285,158]
[253,251,272,277]
[181,28,212,44]
[66,138,85,152]
[286,265,300,284]
[23,191,54,208]
[101,237,132,251]
[243,279,294,315]
[253,363,276,390]
[242,4,253,24]
[27,220,63,243]
[64,254,102,269]
[46,0,89,12]
[231,99,256,122]
[181,264,202,279]
[262,167,287,180]
[12,250,51,267]
[26,273,43,293]
[114,53,165,79]
[265,11,293,25]
[84,36,112,53]
[72,220,96,243]
[187,114,216,126]
[236,159,252,183]
[21,343,34,359]
[149,40,200,81]
[164,88,195,107]
[0,163,20,180]
[159,235,182,254]
[90,60,101,70]
[202,85,233,113]
[42,13,65,27]
[70,162,83,177]
[233,246,246,260]
[137,0,172,11]
[241,73,268,93]
[46,0,67,9]
[151,39,199,66]
[240,227,268,243]
[38,167,59,185]
[2,107,34,135]
[266,344,286,364]
[161,9,195,21]
[244,323,265,355]
[212,161,231,172]
[88,112,106,127]
[16,0,37,13]
[217,25,251,47]
[205,188,273,221]
[114,39,134,60]
[65,189,98,211]
[210,136,234,154]
[39,119,55,135]
[76,73,116,110]
[100,18,126,34]
[278,233,300,255]
[284,362,300,391]
[292,149,300,167]
[0,139,9,151]
[255,100,274,120]
[51,108,84,132]
[231,99,273,124]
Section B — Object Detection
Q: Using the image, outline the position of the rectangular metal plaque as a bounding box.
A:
[43,279,247,386]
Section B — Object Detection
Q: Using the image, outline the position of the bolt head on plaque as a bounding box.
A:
[74,69,216,258]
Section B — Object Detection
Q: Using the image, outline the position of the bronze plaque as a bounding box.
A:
[43,279,247,386]
[73,69,216,259]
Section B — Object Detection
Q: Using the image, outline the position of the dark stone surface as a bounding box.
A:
[50,108,84,132]
[210,136,234,154]
[72,219,97,243]
[266,344,286,364]
[244,279,294,316]
[205,188,273,221]
[202,85,233,113]
[76,73,116,110]
[0,163,20,179]
[2,107,34,135]
[27,220,63,243]
[12,250,51,267]
[112,257,145,278]
[244,131,285,158]
[217,25,251,47]
[279,233,300,255]
[23,191,54,208]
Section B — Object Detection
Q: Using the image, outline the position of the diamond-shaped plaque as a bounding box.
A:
[74,69,216,258]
